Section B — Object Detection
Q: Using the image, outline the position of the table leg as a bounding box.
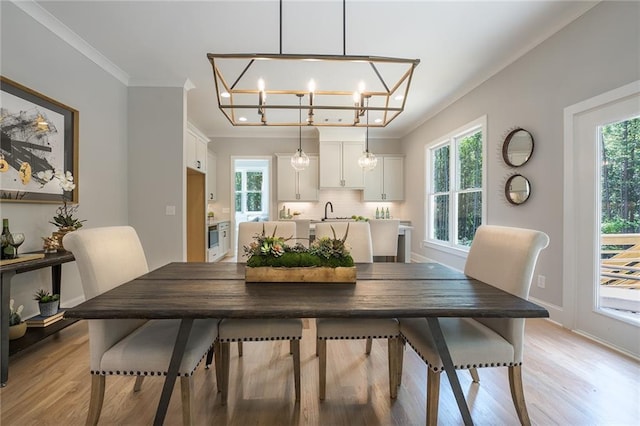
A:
[426,317,473,426]
[1,271,16,387]
[153,318,194,426]
[51,264,62,297]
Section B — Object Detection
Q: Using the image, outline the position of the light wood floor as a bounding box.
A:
[1,319,638,425]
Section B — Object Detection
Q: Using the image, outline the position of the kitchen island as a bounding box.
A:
[289,220,413,263]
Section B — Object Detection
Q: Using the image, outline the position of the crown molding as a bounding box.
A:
[12,0,130,86]
[128,78,195,90]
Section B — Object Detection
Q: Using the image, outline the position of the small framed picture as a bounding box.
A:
[0,76,79,203]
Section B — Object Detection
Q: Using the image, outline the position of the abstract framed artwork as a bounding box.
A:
[0,76,79,203]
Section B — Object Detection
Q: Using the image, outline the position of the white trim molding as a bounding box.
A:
[12,0,130,86]
[563,80,640,328]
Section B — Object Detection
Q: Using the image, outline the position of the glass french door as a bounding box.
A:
[571,86,639,357]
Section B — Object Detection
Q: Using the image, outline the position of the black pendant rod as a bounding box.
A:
[280,0,347,56]
[298,95,303,150]
[343,0,346,56]
[279,0,283,55]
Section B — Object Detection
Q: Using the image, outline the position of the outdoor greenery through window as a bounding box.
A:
[235,170,264,213]
[601,116,640,235]
[426,116,485,249]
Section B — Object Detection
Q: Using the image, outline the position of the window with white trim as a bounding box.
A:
[425,116,486,251]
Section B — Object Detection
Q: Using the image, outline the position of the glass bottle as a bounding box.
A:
[375,207,380,219]
[1,218,14,260]
[385,207,390,219]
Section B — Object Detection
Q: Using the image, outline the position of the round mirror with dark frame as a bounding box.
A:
[505,174,531,205]
[502,128,534,167]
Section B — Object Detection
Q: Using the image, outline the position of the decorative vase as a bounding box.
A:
[9,322,27,340]
[39,300,60,317]
[52,227,74,251]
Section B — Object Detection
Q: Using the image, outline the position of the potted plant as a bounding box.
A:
[9,299,26,340]
[34,289,60,317]
[244,224,356,283]
[50,201,86,250]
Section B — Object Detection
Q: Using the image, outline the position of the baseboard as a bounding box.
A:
[529,296,564,324]
[60,295,86,310]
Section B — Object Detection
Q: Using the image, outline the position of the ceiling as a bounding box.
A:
[26,1,597,139]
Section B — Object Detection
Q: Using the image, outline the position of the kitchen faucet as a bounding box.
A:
[324,201,333,220]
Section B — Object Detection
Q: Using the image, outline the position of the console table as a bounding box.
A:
[0,251,76,386]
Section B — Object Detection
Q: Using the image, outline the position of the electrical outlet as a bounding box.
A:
[165,205,176,216]
[537,275,546,288]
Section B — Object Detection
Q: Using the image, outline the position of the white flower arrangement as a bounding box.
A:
[36,169,76,192]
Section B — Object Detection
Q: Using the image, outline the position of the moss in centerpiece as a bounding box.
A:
[247,251,353,268]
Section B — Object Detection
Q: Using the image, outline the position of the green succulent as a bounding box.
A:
[33,289,60,303]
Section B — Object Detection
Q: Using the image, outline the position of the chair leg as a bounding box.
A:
[291,339,301,401]
[133,376,144,392]
[214,341,222,392]
[469,367,480,383]
[180,376,193,426]
[508,365,531,426]
[397,340,405,387]
[318,339,327,400]
[205,346,214,368]
[220,342,231,405]
[387,337,398,398]
[237,341,243,357]
[365,338,373,355]
[289,339,293,355]
[426,369,441,426]
[86,374,105,426]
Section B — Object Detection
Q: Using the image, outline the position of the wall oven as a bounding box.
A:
[208,224,219,250]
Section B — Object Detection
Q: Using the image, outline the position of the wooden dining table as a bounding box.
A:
[64,262,549,426]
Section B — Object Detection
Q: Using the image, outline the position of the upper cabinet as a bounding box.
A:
[363,155,404,201]
[207,151,217,202]
[186,125,208,172]
[277,154,319,201]
[319,141,365,189]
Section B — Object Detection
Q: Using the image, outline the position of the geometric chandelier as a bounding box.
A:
[206,1,419,128]
[206,53,420,128]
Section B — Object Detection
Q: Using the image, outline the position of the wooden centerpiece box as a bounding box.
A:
[243,224,356,284]
[245,266,356,283]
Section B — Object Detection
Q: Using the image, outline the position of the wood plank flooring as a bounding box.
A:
[1,319,638,425]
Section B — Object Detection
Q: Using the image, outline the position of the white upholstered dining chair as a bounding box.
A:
[398,225,550,425]
[369,219,400,262]
[313,221,401,399]
[220,220,302,404]
[63,226,219,426]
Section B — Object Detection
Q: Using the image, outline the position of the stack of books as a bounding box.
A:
[26,310,65,328]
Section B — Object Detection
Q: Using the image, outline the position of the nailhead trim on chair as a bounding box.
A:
[218,336,301,342]
[400,335,521,373]
[92,343,214,377]
[318,333,399,340]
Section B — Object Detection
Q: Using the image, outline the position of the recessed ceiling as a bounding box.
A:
[28,0,597,139]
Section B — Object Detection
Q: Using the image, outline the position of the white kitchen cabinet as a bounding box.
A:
[364,155,404,201]
[219,221,230,257]
[186,128,207,172]
[207,151,217,201]
[319,141,365,189]
[276,154,319,201]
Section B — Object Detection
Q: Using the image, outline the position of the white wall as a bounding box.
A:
[401,2,640,314]
[1,2,128,317]
[128,86,187,270]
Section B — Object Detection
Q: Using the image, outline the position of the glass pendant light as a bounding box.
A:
[358,98,377,171]
[291,94,310,171]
